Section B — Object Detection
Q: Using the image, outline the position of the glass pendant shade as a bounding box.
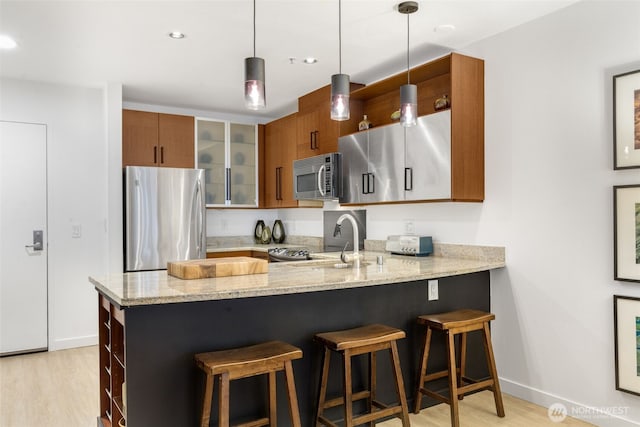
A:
[400,84,417,127]
[331,73,350,121]
[245,56,266,110]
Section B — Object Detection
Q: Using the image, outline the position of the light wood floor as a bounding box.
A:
[0,346,594,427]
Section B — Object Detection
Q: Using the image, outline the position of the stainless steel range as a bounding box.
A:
[267,247,311,262]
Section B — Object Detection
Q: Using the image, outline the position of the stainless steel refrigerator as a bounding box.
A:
[124,166,206,272]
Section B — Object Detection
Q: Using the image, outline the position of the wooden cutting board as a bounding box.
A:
[167,257,268,279]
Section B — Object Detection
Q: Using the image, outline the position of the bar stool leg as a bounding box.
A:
[414,327,432,414]
[268,371,277,427]
[446,332,460,427]
[482,322,505,417]
[343,350,354,427]
[284,360,302,427]
[389,341,411,427]
[316,347,331,426]
[458,332,467,401]
[218,372,230,427]
[201,373,214,427]
[368,351,377,427]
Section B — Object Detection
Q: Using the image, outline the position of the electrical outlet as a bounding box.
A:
[71,223,81,238]
[428,280,439,301]
[404,220,415,234]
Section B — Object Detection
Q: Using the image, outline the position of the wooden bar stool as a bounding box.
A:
[314,324,410,427]
[414,309,505,427]
[195,340,303,427]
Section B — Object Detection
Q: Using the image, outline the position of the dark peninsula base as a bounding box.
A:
[117,271,490,427]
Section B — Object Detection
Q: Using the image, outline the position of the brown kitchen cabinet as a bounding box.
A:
[99,294,126,427]
[264,113,298,208]
[296,84,364,159]
[122,109,194,168]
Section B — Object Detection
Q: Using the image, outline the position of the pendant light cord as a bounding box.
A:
[406,13,410,84]
[338,0,342,74]
[253,0,256,57]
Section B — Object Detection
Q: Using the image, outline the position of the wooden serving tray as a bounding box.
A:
[167,257,268,279]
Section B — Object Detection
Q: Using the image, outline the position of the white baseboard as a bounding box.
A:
[501,378,640,427]
[50,334,98,351]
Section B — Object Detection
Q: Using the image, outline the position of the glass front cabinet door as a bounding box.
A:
[196,118,258,207]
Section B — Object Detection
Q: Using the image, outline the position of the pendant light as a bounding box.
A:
[398,1,418,127]
[244,0,266,110]
[330,0,350,121]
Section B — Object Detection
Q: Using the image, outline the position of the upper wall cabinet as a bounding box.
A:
[196,118,258,207]
[342,52,484,202]
[122,110,194,168]
[296,84,364,160]
[264,113,298,208]
[340,111,452,204]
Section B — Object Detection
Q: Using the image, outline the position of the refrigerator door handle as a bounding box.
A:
[195,179,204,255]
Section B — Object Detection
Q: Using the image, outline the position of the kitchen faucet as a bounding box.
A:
[334,213,360,268]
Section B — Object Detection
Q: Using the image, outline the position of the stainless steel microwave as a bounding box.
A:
[293,152,342,200]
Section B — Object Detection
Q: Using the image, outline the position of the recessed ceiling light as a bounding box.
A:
[434,24,456,33]
[0,35,17,49]
[168,31,185,39]
[303,57,318,64]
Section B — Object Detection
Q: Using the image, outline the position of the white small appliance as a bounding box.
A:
[385,235,433,256]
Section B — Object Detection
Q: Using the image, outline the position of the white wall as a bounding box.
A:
[105,83,123,274]
[0,78,108,350]
[463,2,640,425]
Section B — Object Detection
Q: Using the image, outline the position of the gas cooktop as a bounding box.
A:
[267,247,311,262]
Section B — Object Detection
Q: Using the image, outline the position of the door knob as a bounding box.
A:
[25,230,43,251]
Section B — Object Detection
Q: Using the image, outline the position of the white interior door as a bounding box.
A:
[0,121,48,355]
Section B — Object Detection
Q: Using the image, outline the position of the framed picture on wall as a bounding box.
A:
[614,185,640,282]
[614,69,640,169]
[614,295,640,395]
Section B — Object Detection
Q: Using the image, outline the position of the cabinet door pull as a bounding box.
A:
[362,173,368,194]
[160,146,164,164]
[369,173,375,194]
[309,131,319,150]
[404,167,413,191]
[276,167,282,201]
[153,146,158,164]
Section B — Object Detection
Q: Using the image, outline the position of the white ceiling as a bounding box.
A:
[0,0,578,119]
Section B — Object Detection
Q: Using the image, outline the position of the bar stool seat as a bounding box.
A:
[195,340,302,427]
[315,324,410,427]
[414,309,505,427]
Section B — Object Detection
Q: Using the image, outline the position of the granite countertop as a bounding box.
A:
[90,245,505,308]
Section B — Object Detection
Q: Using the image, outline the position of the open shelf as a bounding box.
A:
[99,295,126,427]
[350,54,451,101]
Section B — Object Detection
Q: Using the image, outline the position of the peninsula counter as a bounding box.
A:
[91,248,504,427]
